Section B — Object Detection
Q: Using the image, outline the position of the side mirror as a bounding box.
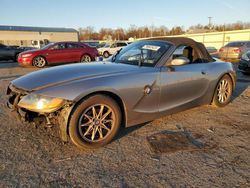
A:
[170,56,190,66]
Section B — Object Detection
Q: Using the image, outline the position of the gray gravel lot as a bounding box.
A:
[0,62,249,187]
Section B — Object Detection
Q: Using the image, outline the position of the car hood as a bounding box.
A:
[12,62,140,91]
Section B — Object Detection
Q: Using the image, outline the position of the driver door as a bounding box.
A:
[45,43,70,63]
[159,45,211,112]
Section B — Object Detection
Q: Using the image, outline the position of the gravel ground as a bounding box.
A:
[0,62,249,187]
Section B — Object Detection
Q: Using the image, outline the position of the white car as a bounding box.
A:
[98,42,129,58]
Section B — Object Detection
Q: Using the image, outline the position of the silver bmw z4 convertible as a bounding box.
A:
[7,37,236,149]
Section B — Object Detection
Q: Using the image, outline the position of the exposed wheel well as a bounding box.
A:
[227,72,236,90]
[67,91,126,135]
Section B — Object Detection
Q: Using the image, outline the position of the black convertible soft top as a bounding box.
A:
[147,37,214,62]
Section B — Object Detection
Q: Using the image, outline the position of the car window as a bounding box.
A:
[246,42,250,48]
[206,47,217,52]
[41,43,54,49]
[172,45,200,64]
[67,43,80,49]
[51,43,66,50]
[114,40,170,67]
[110,43,117,48]
[84,42,99,47]
[103,43,110,48]
[173,46,186,57]
[225,42,245,47]
[117,43,127,47]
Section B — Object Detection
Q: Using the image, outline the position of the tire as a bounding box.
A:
[32,56,47,68]
[212,75,233,107]
[69,95,121,149]
[80,54,92,63]
[103,51,110,58]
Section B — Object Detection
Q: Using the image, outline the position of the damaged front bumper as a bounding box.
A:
[6,84,73,142]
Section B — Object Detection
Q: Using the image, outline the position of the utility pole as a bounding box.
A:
[208,17,212,30]
[151,22,154,37]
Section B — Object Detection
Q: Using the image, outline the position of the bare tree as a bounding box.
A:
[78,21,250,41]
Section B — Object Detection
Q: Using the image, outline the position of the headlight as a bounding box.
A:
[22,54,32,58]
[241,53,250,61]
[18,94,65,113]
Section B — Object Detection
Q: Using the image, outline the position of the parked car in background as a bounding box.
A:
[206,46,218,58]
[18,46,37,51]
[96,42,107,48]
[238,51,250,74]
[98,41,129,58]
[82,41,100,48]
[0,44,24,61]
[18,41,98,68]
[7,37,236,149]
[219,41,250,62]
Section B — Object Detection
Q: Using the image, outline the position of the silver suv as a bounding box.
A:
[98,42,128,58]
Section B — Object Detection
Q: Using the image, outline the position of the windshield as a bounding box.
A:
[41,43,55,49]
[103,43,110,48]
[113,40,171,66]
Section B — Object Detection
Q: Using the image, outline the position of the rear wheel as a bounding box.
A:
[69,95,121,149]
[212,75,233,107]
[103,51,110,58]
[80,54,92,63]
[32,56,47,68]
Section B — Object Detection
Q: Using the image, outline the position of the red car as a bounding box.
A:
[18,42,98,68]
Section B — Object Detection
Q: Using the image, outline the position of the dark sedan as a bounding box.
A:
[238,51,250,74]
[18,42,98,68]
[0,44,24,61]
[7,37,236,149]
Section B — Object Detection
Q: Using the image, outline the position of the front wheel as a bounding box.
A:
[69,95,121,149]
[32,56,47,68]
[103,51,110,58]
[212,75,233,107]
[80,54,92,63]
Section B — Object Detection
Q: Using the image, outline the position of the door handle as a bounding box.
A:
[201,71,207,75]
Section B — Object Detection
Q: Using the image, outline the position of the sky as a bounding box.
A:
[0,0,249,31]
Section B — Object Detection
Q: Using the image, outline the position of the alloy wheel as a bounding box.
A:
[81,55,91,62]
[217,79,231,103]
[33,57,46,67]
[78,104,114,142]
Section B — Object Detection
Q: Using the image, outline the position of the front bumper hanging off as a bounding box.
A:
[6,84,72,142]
